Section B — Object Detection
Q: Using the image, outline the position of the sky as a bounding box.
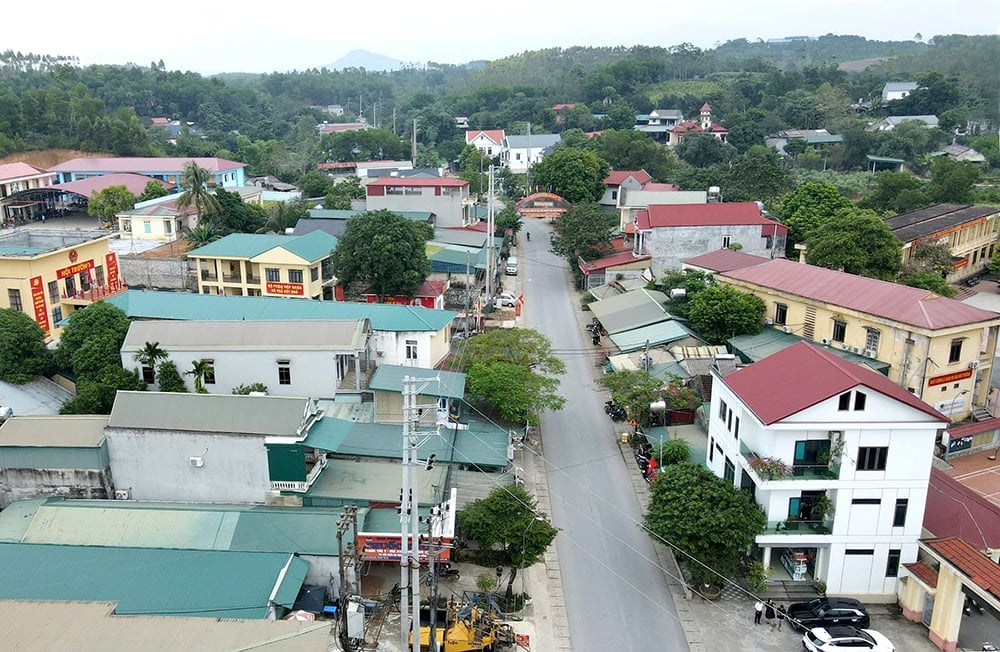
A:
[6,0,997,75]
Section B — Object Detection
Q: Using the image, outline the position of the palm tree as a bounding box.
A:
[185,223,219,248]
[132,341,167,384]
[176,161,221,230]
[185,359,214,393]
[256,201,298,234]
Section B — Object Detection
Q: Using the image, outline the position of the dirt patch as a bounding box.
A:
[0,148,109,168]
[135,238,195,258]
[838,57,887,72]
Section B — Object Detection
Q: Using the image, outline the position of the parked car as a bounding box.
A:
[494,292,519,308]
[802,625,893,651]
[787,597,870,632]
[505,256,519,275]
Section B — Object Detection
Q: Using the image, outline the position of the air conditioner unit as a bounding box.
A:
[782,326,792,334]
[189,456,205,468]
[114,489,131,500]
[841,343,851,351]
[821,338,831,345]
[969,360,980,369]
[764,317,774,325]
[852,346,863,354]
[864,349,877,359]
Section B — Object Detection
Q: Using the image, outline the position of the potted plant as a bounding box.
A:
[810,494,835,522]
[748,455,791,480]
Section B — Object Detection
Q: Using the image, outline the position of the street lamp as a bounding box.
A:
[519,516,546,602]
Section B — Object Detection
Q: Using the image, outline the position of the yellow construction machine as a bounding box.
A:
[413,596,515,651]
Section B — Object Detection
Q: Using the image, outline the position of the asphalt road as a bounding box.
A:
[518,222,689,652]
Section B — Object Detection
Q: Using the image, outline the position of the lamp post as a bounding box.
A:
[519,516,546,602]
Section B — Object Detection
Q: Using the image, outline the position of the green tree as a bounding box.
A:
[928,156,979,204]
[232,382,268,395]
[156,360,188,392]
[726,145,791,204]
[494,206,522,240]
[900,270,956,297]
[550,202,619,284]
[185,223,219,247]
[688,285,766,344]
[331,210,433,299]
[858,171,930,214]
[60,366,145,415]
[806,207,902,281]
[0,309,48,383]
[186,359,214,393]
[659,438,692,466]
[457,484,558,569]
[137,180,168,203]
[296,170,334,198]
[257,198,308,235]
[594,129,676,181]
[205,187,267,234]
[600,370,664,427]
[87,185,136,227]
[54,302,131,375]
[674,132,736,168]
[132,340,167,383]
[650,269,714,319]
[779,181,854,254]
[644,463,766,587]
[176,161,221,228]
[324,176,365,210]
[531,147,610,204]
[459,328,565,424]
[458,144,492,195]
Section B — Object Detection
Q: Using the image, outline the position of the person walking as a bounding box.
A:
[753,599,764,625]
[764,599,777,630]
[776,603,786,631]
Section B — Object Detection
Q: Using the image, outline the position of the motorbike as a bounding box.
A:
[435,562,460,579]
[605,400,627,422]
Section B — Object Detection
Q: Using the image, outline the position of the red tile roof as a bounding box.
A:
[579,251,650,274]
[641,182,678,191]
[926,537,1000,598]
[604,170,652,186]
[683,249,771,273]
[52,173,174,197]
[925,467,1000,549]
[48,157,245,173]
[701,103,712,111]
[366,177,467,188]
[317,162,357,170]
[721,341,949,425]
[721,258,1000,330]
[903,561,938,588]
[552,103,576,111]
[637,202,778,229]
[0,161,51,181]
[671,120,729,135]
[317,123,366,133]
[465,130,504,145]
[150,117,170,126]
[945,418,1000,440]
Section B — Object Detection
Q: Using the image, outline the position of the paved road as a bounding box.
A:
[518,222,689,652]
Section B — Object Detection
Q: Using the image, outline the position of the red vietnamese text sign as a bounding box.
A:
[56,259,94,280]
[105,252,120,290]
[29,276,50,335]
[265,281,305,296]
[927,368,974,387]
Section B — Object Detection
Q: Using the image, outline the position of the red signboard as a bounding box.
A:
[928,368,974,387]
[29,276,49,335]
[357,533,453,563]
[265,281,305,296]
[56,259,94,280]
[366,294,435,308]
[105,252,120,290]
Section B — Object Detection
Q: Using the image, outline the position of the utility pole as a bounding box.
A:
[411,119,418,166]
[486,165,496,308]
[525,121,532,192]
[336,505,360,651]
[465,251,472,339]
[420,502,450,652]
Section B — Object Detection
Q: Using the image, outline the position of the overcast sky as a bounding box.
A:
[7,0,997,75]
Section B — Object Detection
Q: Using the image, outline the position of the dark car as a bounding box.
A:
[787,597,870,632]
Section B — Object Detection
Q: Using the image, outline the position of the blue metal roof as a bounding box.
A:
[103,290,456,332]
[369,364,466,399]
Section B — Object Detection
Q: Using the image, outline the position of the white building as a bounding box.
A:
[882,82,919,102]
[365,177,474,228]
[707,341,948,600]
[500,134,562,174]
[465,130,505,158]
[120,319,371,396]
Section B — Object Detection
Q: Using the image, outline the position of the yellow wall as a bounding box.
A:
[192,254,326,299]
[900,212,1000,282]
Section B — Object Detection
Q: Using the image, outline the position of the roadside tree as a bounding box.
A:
[0,309,48,383]
[458,484,558,569]
[531,147,609,204]
[687,285,766,345]
[550,202,618,286]
[331,210,433,299]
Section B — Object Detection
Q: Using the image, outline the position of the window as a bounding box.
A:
[832,320,846,342]
[143,220,152,234]
[723,458,735,483]
[722,235,731,248]
[886,549,901,577]
[288,269,303,284]
[47,280,59,305]
[95,265,105,287]
[265,268,280,282]
[164,220,172,235]
[854,391,867,411]
[51,307,62,323]
[719,400,728,420]
[7,289,22,312]
[201,359,216,385]
[141,366,155,384]
[708,438,714,462]
[857,446,888,471]
[310,266,319,282]
[852,498,881,505]
[838,392,851,411]
[845,549,874,555]
[893,498,908,527]
[611,190,618,201]
[949,338,963,364]
[734,416,740,439]
[79,270,91,292]
[122,220,132,232]
[277,360,291,385]
[727,409,733,432]
[774,303,787,325]
[864,328,880,355]
[405,340,418,361]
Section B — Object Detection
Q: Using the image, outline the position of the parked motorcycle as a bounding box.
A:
[605,399,627,422]
[435,562,460,579]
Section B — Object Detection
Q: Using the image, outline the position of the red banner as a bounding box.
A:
[56,259,94,280]
[105,252,120,290]
[928,369,974,387]
[357,533,453,562]
[29,276,49,335]
[266,281,305,296]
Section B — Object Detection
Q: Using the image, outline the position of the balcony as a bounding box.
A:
[61,281,128,306]
[200,271,218,281]
[763,519,834,535]
[740,441,840,481]
[269,455,327,494]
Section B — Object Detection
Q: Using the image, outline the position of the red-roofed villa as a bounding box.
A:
[667,103,729,147]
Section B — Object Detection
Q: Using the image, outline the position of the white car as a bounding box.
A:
[803,625,894,652]
[494,292,519,308]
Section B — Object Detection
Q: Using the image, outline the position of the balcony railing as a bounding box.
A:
[62,281,127,304]
[200,271,218,281]
[269,456,327,494]
[763,519,834,535]
[739,441,840,481]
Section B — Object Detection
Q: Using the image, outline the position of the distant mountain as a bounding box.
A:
[328,50,407,72]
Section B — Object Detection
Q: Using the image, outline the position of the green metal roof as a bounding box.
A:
[108,392,312,436]
[187,231,336,262]
[307,458,447,503]
[299,417,351,452]
[369,364,466,399]
[608,320,699,353]
[102,290,457,332]
[866,154,906,164]
[0,543,306,618]
[589,289,671,334]
[307,209,433,221]
[728,328,890,373]
[429,244,490,271]
[2,498,344,555]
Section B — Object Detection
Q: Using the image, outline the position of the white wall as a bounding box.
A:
[105,428,270,503]
[370,330,441,369]
[644,223,780,272]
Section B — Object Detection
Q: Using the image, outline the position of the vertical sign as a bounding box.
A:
[105,252,120,291]
[29,276,50,336]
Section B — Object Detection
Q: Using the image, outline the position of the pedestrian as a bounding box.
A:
[776,603,786,631]
[764,599,776,630]
[525,231,530,241]
[753,599,764,625]
[495,565,503,588]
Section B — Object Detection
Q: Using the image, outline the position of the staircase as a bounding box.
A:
[971,405,993,422]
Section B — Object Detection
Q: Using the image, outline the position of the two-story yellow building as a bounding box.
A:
[0,229,126,339]
[687,252,1000,422]
[888,203,1000,284]
[187,231,338,299]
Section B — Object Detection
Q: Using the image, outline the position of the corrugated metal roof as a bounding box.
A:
[308,458,447,503]
[122,319,368,351]
[887,204,999,244]
[0,416,108,447]
[608,320,699,353]
[682,249,770,273]
[0,600,330,651]
[729,327,890,372]
[588,289,670,334]
[0,543,303,618]
[6,499,343,555]
[107,392,312,436]
[187,231,336,262]
[103,290,457,333]
[721,341,947,425]
[369,364,466,400]
[49,156,245,173]
[721,258,1000,330]
[52,173,174,197]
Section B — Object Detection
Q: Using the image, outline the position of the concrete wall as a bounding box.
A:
[370,330,448,369]
[644,224,780,273]
[0,467,113,508]
[368,190,467,228]
[118,255,193,290]
[105,428,270,503]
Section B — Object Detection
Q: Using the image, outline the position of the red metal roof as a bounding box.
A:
[925,467,1000,549]
[317,162,357,170]
[465,130,504,145]
[317,123,366,133]
[637,202,780,229]
[903,561,938,588]
[641,182,678,191]
[0,162,51,181]
[721,258,1000,330]
[367,177,467,188]
[579,251,650,274]
[52,173,174,197]
[604,170,652,186]
[926,537,1000,598]
[48,157,245,173]
[552,103,576,111]
[721,341,949,425]
[945,418,1000,440]
[701,103,712,111]
[682,249,771,273]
